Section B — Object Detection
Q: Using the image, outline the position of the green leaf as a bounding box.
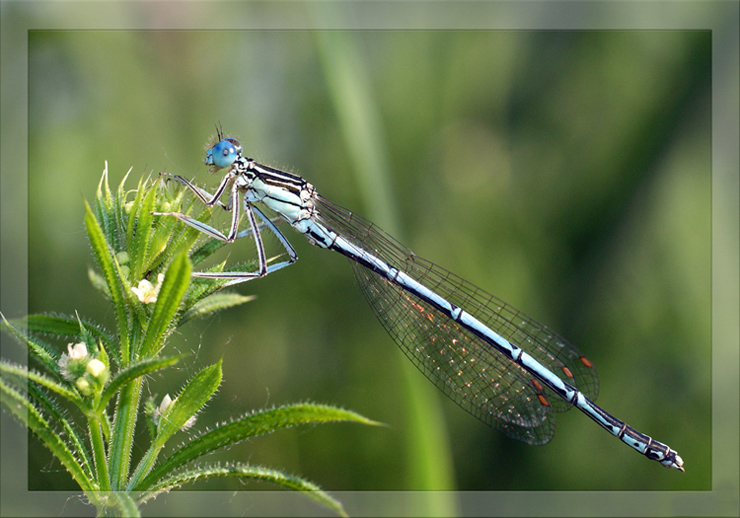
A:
[98,355,183,412]
[111,168,134,257]
[26,378,96,481]
[179,292,256,325]
[108,378,143,490]
[156,360,221,441]
[130,176,158,280]
[23,313,108,341]
[124,173,148,259]
[94,164,118,250]
[1,361,96,481]
[21,313,119,366]
[1,313,60,376]
[133,403,380,491]
[0,377,95,492]
[128,360,222,488]
[138,252,191,358]
[85,199,130,360]
[138,463,347,517]
[88,266,111,298]
[148,201,212,275]
[0,361,84,408]
[188,235,226,266]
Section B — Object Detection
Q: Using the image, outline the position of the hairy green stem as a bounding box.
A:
[89,415,110,492]
[108,378,142,490]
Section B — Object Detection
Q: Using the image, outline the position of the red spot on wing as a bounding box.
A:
[536,394,550,407]
[579,356,593,369]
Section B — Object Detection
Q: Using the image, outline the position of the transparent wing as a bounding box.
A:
[314,195,599,445]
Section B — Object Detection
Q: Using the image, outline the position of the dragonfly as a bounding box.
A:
[153,129,684,471]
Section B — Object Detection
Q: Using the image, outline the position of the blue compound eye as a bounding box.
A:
[205,138,242,169]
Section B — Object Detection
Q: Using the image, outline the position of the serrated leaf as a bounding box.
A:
[133,403,380,491]
[0,377,95,492]
[139,252,191,358]
[138,463,346,517]
[94,164,118,249]
[1,314,61,375]
[156,360,221,441]
[85,199,130,360]
[21,313,120,368]
[188,236,226,266]
[88,266,112,296]
[0,361,84,407]
[125,174,148,257]
[98,355,182,412]
[128,360,222,488]
[179,293,255,325]
[21,313,114,348]
[131,177,158,280]
[26,378,95,481]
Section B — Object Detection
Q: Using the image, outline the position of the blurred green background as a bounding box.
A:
[21,23,710,501]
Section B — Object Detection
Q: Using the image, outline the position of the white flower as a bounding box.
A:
[59,342,89,380]
[155,394,173,422]
[67,342,88,360]
[132,273,165,304]
[86,358,107,378]
[132,279,156,303]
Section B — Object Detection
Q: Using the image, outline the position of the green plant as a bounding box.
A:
[1,165,377,517]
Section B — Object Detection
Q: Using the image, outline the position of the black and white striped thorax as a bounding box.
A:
[229,155,319,230]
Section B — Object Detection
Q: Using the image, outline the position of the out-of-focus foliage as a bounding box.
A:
[22,22,710,499]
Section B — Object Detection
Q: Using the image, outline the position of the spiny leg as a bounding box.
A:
[153,179,242,242]
[154,196,297,286]
[250,205,298,264]
[188,204,297,286]
[158,171,234,210]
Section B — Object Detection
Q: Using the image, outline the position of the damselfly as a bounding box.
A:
[153,129,684,471]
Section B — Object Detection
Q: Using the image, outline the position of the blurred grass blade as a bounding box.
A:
[314,26,457,504]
